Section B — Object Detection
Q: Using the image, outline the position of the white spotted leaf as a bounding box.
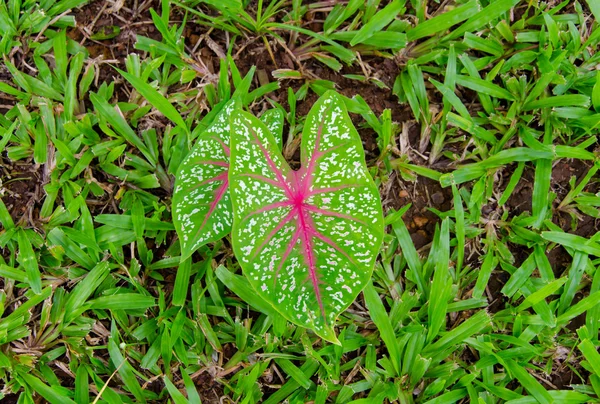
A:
[260,108,285,150]
[173,99,238,260]
[229,91,384,343]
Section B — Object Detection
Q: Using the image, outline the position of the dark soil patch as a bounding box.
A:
[195,372,226,404]
[505,165,534,216]
[552,159,599,238]
[71,0,163,85]
[504,159,600,239]
[546,245,572,278]
[0,157,44,227]
[385,174,453,249]
[551,364,585,389]
[0,394,19,403]
[486,270,510,314]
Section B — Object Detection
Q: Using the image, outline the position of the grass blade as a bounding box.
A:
[108,336,147,403]
[17,229,41,294]
[90,92,154,165]
[88,294,156,310]
[449,0,519,39]
[19,373,76,404]
[363,281,401,375]
[407,0,479,41]
[541,232,600,256]
[427,219,451,343]
[117,67,189,135]
[504,359,552,404]
[350,0,405,46]
[455,75,515,100]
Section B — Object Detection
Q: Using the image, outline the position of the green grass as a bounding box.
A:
[1,0,600,402]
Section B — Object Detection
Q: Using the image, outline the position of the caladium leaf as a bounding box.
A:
[260,108,285,150]
[229,91,384,343]
[173,99,238,260]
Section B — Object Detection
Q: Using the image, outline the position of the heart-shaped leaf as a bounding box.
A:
[229,91,384,343]
[173,99,238,260]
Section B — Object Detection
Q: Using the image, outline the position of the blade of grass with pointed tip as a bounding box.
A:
[523,94,591,111]
[455,75,515,100]
[391,214,425,297]
[3,287,52,326]
[504,359,552,404]
[585,0,600,21]
[541,232,600,256]
[90,92,154,164]
[164,376,188,404]
[350,0,405,46]
[407,0,479,41]
[446,112,496,144]
[423,310,491,358]
[4,59,64,101]
[516,278,567,312]
[427,219,451,343]
[47,227,96,270]
[271,23,355,64]
[499,162,525,206]
[463,32,504,57]
[117,67,189,135]
[579,339,600,375]
[64,261,110,322]
[449,0,519,39]
[107,337,147,403]
[75,365,89,404]
[473,250,497,299]
[451,184,465,274]
[275,359,312,389]
[557,252,588,315]
[17,230,41,294]
[0,265,27,283]
[430,78,470,119]
[263,359,320,404]
[215,265,280,318]
[363,281,401,375]
[531,157,551,229]
[88,294,156,310]
[557,290,600,327]
[172,257,191,306]
[592,71,600,112]
[439,148,554,187]
[180,367,202,404]
[331,31,407,49]
[501,254,536,298]
[0,198,15,231]
[19,373,77,404]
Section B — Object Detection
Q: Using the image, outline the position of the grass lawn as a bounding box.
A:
[1,0,600,402]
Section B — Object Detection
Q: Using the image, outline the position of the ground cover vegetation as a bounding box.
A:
[1,0,600,403]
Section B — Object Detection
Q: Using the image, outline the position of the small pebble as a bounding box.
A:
[413,216,429,227]
[431,192,445,205]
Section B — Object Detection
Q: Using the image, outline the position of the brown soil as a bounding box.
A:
[0,394,19,403]
[0,158,45,227]
[69,0,163,85]
[195,372,226,403]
